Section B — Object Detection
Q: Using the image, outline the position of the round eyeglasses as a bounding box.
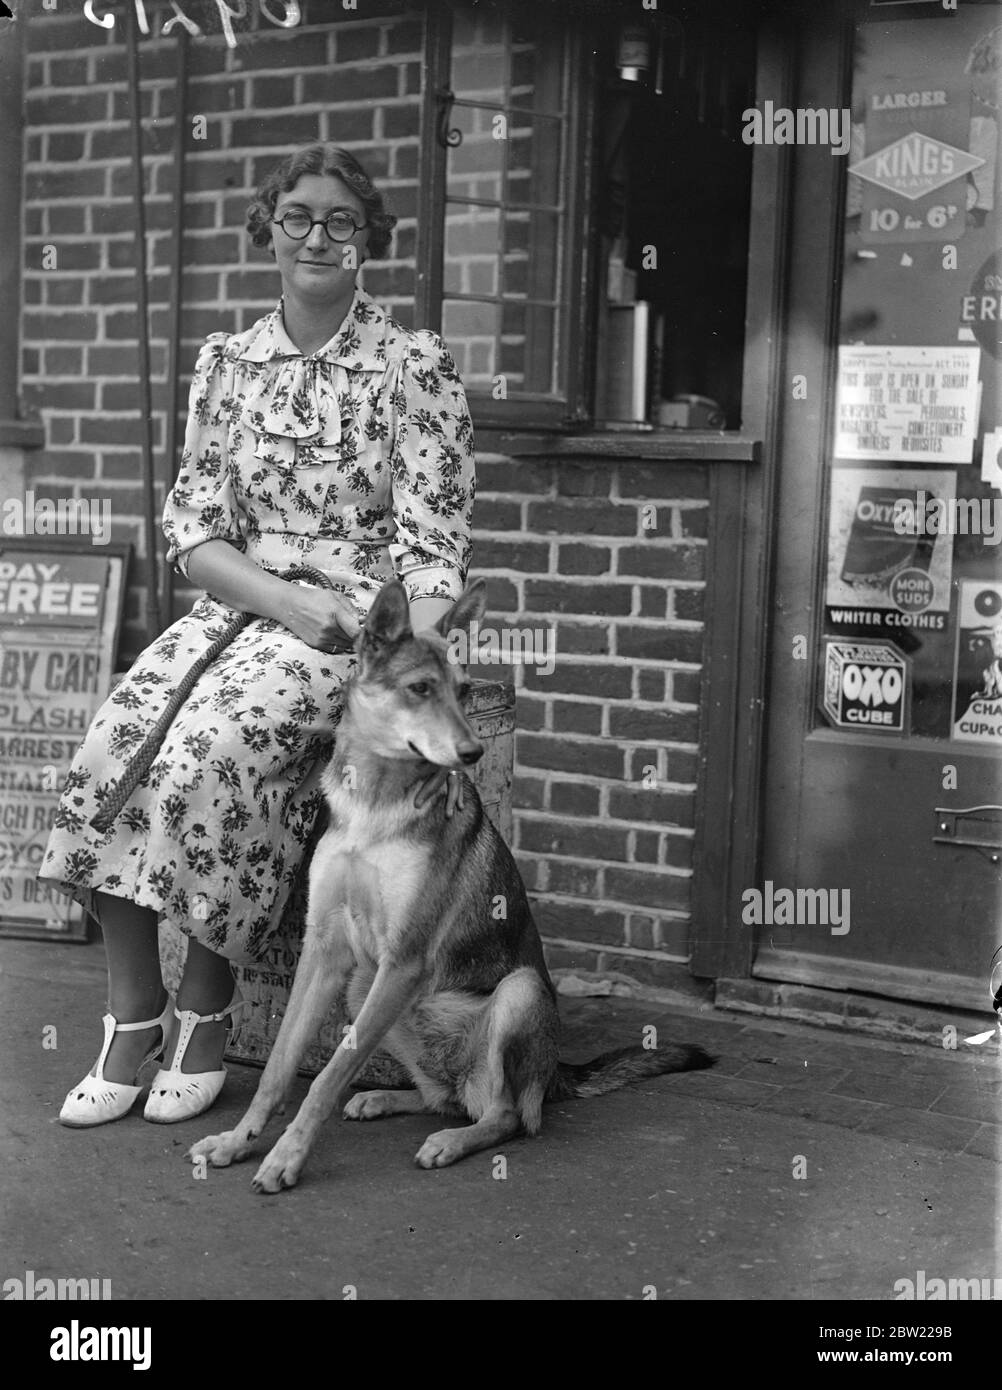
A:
[272,210,368,242]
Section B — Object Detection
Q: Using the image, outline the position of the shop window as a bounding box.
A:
[440,3,577,420]
[592,2,757,431]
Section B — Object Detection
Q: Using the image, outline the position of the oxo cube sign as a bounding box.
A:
[823,640,908,731]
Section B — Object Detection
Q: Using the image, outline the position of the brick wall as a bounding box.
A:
[18,1,713,986]
[475,454,709,989]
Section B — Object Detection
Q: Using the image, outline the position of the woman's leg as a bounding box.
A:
[166,939,237,1074]
[94,891,168,1084]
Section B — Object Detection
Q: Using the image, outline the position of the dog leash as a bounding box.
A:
[90,564,340,833]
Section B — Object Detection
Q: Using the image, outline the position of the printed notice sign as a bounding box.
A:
[0,544,127,940]
[953,581,1002,744]
[834,345,981,463]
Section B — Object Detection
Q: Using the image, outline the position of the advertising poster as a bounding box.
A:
[821,639,909,733]
[825,467,955,634]
[850,76,986,246]
[0,544,127,940]
[952,580,1002,745]
[833,344,981,464]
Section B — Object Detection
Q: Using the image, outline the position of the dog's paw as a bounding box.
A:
[251,1135,307,1194]
[415,1128,466,1169]
[186,1130,253,1168]
[343,1090,396,1121]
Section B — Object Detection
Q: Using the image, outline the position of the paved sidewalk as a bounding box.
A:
[3,938,999,1300]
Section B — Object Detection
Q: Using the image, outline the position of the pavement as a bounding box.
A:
[3,936,1000,1302]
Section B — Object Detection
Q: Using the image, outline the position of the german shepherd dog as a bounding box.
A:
[188,579,713,1193]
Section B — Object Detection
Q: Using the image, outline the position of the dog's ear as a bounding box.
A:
[436,578,488,641]
[361,579,412,652]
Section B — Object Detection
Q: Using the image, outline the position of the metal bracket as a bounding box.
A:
[933,805,1002,864]
[435,87,462,149]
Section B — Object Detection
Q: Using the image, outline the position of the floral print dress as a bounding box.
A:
[38,287,475,961]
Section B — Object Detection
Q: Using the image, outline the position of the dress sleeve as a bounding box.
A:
[388,330,476,603]
[163,334,245,580]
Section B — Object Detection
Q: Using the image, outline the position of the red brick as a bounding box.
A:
[663,834,693,870]
[48,131,87,163]
[483,577,518,612]
[383,103,421,139]
[616,625,702,664]
[37,450,95,479]
[100,453,144,481]
[517,734,623,780]
[522,661,630,700]
[520,817,628,862]
[333,26,382,62]
[672,671,702,705]
[528,499,637,536]
[555,463,613,498]
[187,79,247,115]
[546,861,602,898]
[475,458,552,494]
[525,580,630,616]
[513,693,547,731]
[79,418,146,447]
[385,17,425,53]
[532,899,622,946]
[45,278,86,307]
[558,543,610,577]
[23,311,99,340]
[26,90,110,127]
[605,867,690,912]
[634,831,661,864]
[551,700,602,736]
[237,31,332,70]
[549,781,601,817]
[90,127,132,162]
[37,381,97,411]
[23,279,42,306]
[618,543,704,581]
[302,65,401,103]
[45,347,84,375]
[512,774,545,810]
[225,269,283,301]
[608,706,698,742]
[616,463,708,498]
[252,74,298,107]
[608,787,695,828]
[231,113,323,147]
[638,585,666,618]
[554,621,611,656]
[637,669,665,701]
[680,506,709,538]
[474,499,522,530]
[474,538,549,571]
[674,588,705,622]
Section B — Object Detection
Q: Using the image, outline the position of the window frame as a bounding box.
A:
[415,2,594,431]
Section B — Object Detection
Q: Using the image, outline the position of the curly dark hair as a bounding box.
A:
[245,144,396,259]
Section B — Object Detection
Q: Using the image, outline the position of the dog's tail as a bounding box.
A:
[549,1042,715,1101]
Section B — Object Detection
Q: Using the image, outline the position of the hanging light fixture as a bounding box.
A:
[616,22,652,83]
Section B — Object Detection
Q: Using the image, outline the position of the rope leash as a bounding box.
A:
[90,565,339,834]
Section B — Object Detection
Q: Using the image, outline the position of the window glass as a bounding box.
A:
[817,11,1002,744]
[444,4,567,398]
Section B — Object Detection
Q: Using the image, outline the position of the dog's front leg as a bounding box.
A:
[250,957,423,1194]
[187,912,353,1171]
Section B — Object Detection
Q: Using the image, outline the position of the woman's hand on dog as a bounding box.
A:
[414,768,464,817]
[283,585,361,653]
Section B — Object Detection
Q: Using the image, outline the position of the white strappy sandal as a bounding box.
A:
[143,991,250,1124]
[59,998,174,1128]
